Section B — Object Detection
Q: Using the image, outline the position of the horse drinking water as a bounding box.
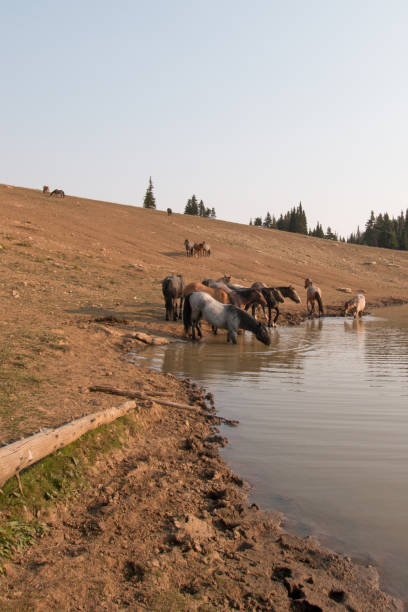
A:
[344,294,366,318]
[183,292,270,345]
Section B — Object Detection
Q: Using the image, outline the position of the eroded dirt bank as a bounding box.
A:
[0,368,403,611]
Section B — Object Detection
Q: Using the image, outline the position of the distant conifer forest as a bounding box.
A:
[249,203,408,251]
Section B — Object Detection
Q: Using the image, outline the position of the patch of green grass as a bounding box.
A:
[0,414,142,566]
[150,590,199,612]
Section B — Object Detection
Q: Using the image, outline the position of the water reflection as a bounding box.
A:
[131,307,408,602]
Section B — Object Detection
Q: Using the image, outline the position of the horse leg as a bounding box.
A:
[212,325,217,335]
[272,307,279,327]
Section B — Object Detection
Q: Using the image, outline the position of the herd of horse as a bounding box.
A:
[161,273,366,345]
[43,186,65,197]
[184,239,211,257]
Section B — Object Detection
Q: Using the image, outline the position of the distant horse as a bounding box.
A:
[202,241,211,256]
[167,208,172,215]
[50,189,65,198]
[42,185,49,194]
[184,239,194,257]
[304,278,323,316]
[193,242,204,257]
[162,274,185,321]
[344,294,366,318]
[183,292,270,345]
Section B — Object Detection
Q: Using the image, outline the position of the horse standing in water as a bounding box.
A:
[344,294,366,318]
[184,239,194,257]
[304,278,323,316]
[162,274,185,321]
[183,292,270,345]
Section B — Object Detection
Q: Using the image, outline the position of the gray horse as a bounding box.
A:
[162,274,185,321]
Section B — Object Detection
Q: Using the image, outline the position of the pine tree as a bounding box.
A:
[210,208,216,219]
[198,200,206,217]
[143,177,156,209]
[254,217,262,226]
[249,218,253,225]
[263,212,272,228]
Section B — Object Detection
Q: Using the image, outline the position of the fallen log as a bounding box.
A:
[0,400,136,489]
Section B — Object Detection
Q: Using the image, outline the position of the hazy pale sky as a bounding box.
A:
[2,1,407,236]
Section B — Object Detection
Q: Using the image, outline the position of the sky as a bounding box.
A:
[1,0,407,237]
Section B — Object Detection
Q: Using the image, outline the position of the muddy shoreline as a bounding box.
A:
[0,311,405,611]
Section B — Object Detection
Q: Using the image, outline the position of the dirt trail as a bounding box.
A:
[0,184,407,609]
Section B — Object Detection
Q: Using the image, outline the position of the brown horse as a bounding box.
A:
[167,208,172,215]
[183,282,230,304]
[193,242,204,257]
[42,185,49,194]
[304,278,323,315]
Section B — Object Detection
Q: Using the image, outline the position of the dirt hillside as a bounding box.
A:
[0,184,407,610]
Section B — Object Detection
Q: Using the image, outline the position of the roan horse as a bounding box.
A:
[183,291,270,345]
[304,278,323,316]
[184,239,194,257]
[50,189,65,198]
[344,294,366,318]
[162,274,185,321]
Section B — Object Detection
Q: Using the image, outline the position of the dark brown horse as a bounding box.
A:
[162,274,185,321]
[248,283,301,326]
[167,208,172,215]
[50,189,65,198]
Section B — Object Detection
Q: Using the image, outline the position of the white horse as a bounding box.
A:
[304,278,323,315]
[344,294,366,318]
[183,292,270,345]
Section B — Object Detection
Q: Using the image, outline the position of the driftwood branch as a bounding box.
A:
[0,400,136,489]
[89,385,201,412]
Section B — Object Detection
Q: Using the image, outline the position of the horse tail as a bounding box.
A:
[316,292,324,315]
[183,293,192,335]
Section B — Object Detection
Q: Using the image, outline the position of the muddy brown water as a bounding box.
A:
[132,305,408,603]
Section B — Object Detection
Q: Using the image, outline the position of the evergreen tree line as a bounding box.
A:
[348,210,408,250]
[184,194,216,218]
[249,202,343,241]
[142,178,216,218]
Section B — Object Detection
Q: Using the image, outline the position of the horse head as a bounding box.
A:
[304,278,312,289]
[256,323,271,346]
[288,286,301,303]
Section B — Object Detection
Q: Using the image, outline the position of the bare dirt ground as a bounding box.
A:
[0,184,407,610]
